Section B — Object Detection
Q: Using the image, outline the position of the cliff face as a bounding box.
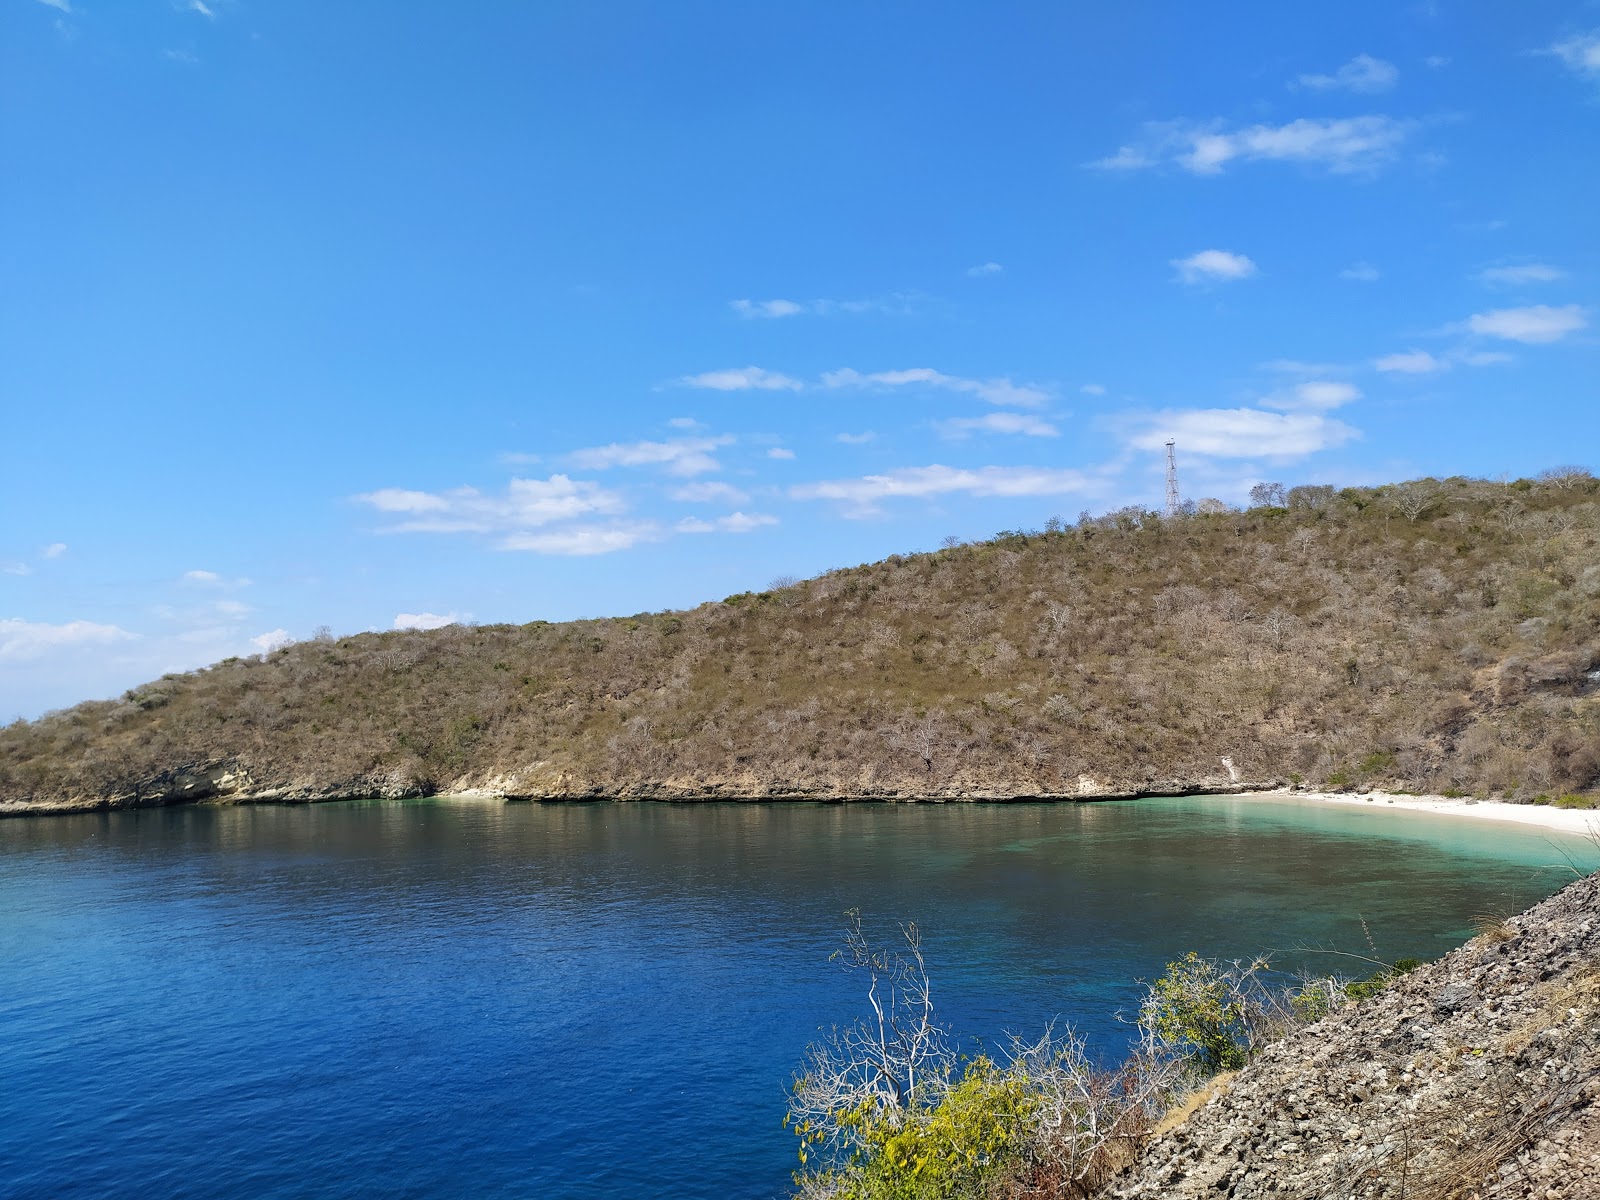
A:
[1113,870,1600,1199]
[3,477,1598,815]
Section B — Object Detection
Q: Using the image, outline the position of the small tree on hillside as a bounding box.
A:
[1249,482,1287,508]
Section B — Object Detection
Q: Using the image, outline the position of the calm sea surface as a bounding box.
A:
[2,796,1594,1199]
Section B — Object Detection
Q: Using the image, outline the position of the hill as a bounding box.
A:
[3,473,1598,814]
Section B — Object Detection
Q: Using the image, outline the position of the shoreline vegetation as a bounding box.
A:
[792,870,1600,1199]
[3,472,1598,817]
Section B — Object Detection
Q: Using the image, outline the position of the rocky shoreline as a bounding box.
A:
[1111,870,1600,1199]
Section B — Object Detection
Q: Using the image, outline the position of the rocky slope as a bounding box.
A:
[3,475,1598,814]
[1112,870,1600,1199]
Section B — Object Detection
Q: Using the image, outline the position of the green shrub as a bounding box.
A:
[1554,793,1597,809]
[1142,952,1253,1073]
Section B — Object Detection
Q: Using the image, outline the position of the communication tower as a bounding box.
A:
[1164,440,1181,518]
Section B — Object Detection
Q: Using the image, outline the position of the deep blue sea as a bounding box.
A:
[1,796,1593,1199]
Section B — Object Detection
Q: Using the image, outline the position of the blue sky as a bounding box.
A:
[3,1,1597,718]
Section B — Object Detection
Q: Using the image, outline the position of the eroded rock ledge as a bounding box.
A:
[1112,871,1600,1199]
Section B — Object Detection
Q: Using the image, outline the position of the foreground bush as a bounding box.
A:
[788,918,1423,1199]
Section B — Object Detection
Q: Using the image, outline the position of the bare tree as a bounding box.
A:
[888,711,945,775]
[1249,482,1287,508]
[939,534,963,550]
[1539,464,1593,491]
[1390,481,1441,523]
[787,911,954,1148]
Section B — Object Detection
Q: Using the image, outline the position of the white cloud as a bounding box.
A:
[767,448,796,460]
[670,481,750,504]
[214,600,251,618]
[569,435,732,477]
[183,569,222,585]
[791,464,1092,515]
[966,262,1004,277]
[250,629,293,654]
[3,563,33,576]
[731,298,804,319]
[1478,263,1565,286]
[1548,31,1600,77]
[1260,359,1345,375]
[500,523,659,556]
[1080,383,1106,396]
[394,612,460,631]
[678,366,804,392]
[1339,262,1381,282]
[1262,381,1361,411]
[1093,116,1412,176]
[939,412,1060,438]
[34,0,72,12]
[1172,249,1257,284]
[1297,54,1399,93]
[1375,347,1513,373]
[187,0,215,17]
[162,49,199,64]
[822,367,1050,408]
[1375,350,1444,374]
[0,618,135,661]
[667,416,704,429]
[1425,56,1450,69]
[1466,304,1587,343]
[675,512,779,535]
[1126,409,1358,459]
[836,431,876,444]
[355,474,627,534]
[40,543,67,559]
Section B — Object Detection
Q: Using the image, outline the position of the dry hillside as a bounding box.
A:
[3,473,1599,813]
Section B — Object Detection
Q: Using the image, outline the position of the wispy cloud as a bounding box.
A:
[1172,249,1257,284]
[1092,115,1413,175]
[186,0,215,17]
[938,412,1059,438]
[3,563,33,577]
[394,612,461,631]
[1375,347,1512,373]
[731,298,805,319]
[791,464,1092,516]
[730,294,920,319]
[0,618,135,661]
[678,366,804,392]
[41,543,67,559]
[355,475,627,535]
[1547,30,1600,78]
[836,431,876,444]
[1339,262,1380,282]
[1465,304,1587,343]
[500,523,660,556]
[569,435,733,477]
[34,0,72,12]
[1375,349,1444,374]
[1125,409,1358,459]
[822,367,1050,409]
[670,481,750,504]
[1296,54,1398,93]
[1261,381,1360,412]
[1080,383,1107,396]
[1477,263,1565,286]
[675,512,779,534]
[965,262,1004,277]
[767,448,796,460]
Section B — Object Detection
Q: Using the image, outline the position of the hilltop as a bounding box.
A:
[3,472,1598,814]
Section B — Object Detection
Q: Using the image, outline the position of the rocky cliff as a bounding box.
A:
[1112,870,1600,1199]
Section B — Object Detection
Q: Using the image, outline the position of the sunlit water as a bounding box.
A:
[2,796,1593,1199]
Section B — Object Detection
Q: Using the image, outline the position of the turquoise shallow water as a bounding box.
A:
[1,795,1593,1199]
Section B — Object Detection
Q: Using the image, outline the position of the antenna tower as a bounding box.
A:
[1164,440,1181,518]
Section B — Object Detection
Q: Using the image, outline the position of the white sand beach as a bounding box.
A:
[1257,788,1600,836]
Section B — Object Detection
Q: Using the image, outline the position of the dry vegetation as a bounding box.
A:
[3,472,1599,811]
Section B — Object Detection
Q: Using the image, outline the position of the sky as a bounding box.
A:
[2,1,1598,719]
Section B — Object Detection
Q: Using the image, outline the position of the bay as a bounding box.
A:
[1,796,1592,1199]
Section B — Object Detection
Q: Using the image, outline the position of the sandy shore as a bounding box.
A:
[1255,788,1600,836]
